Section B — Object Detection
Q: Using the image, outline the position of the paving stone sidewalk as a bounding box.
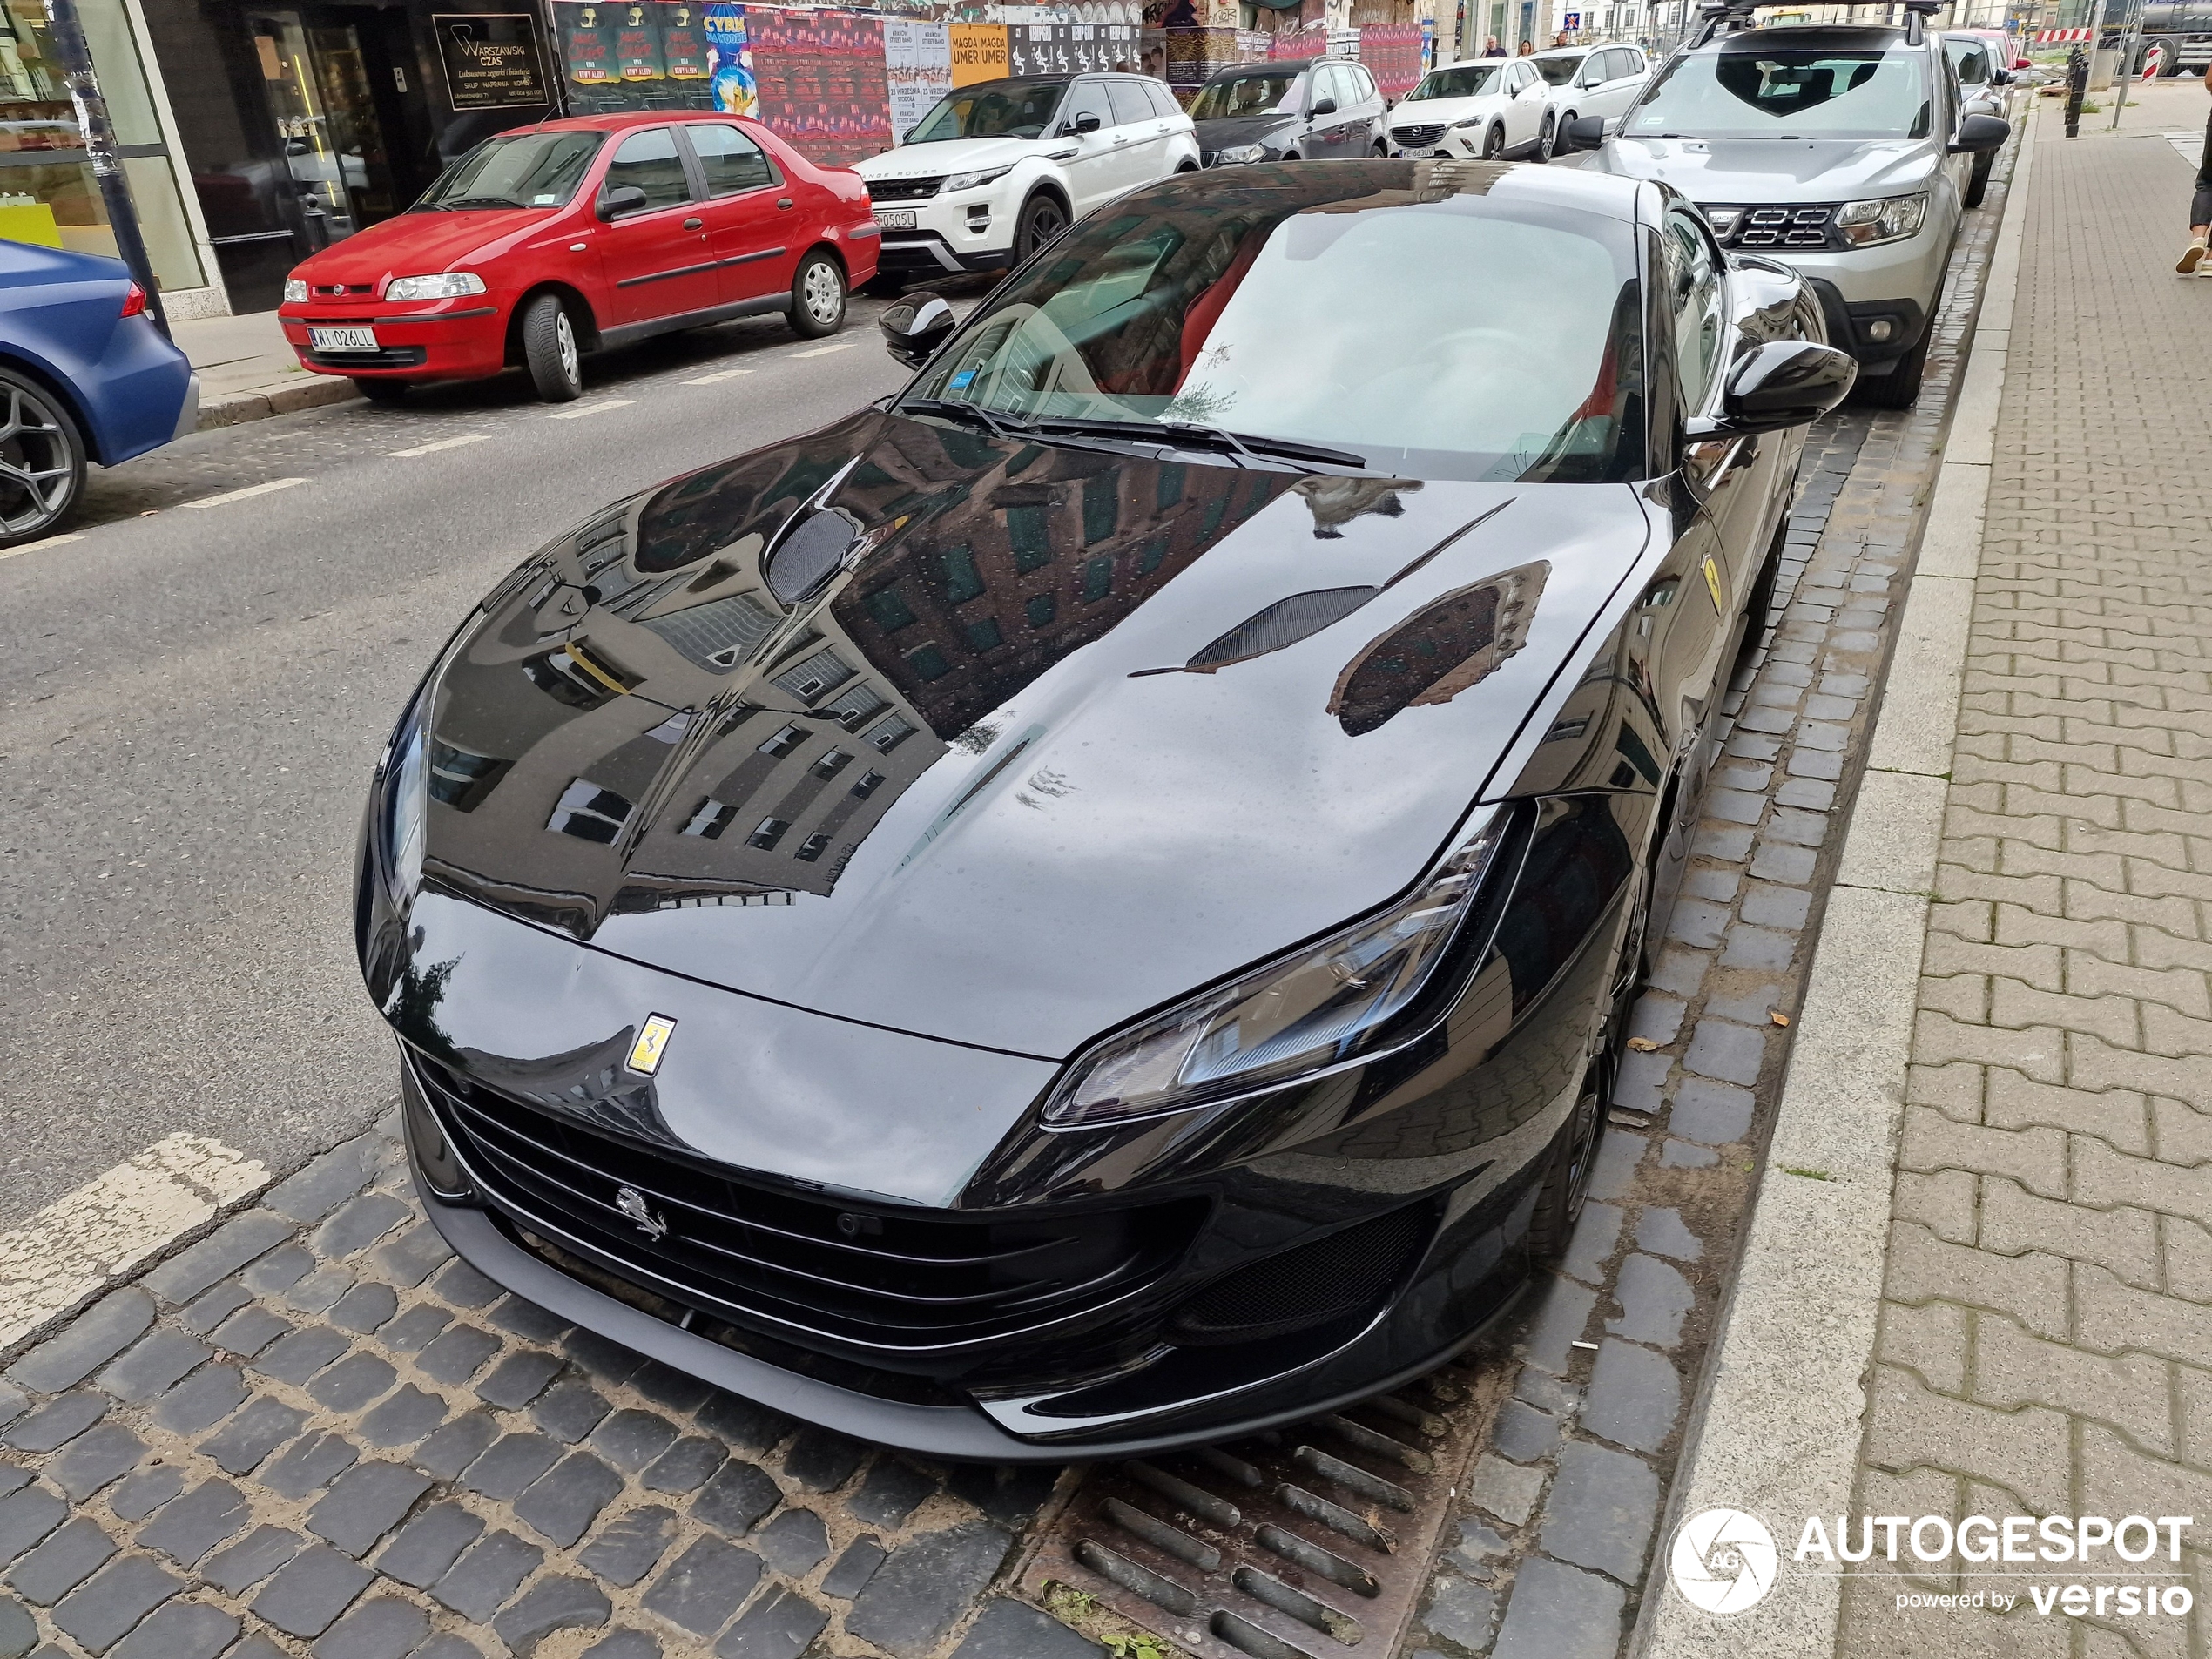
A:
[1838,90,2212,1659]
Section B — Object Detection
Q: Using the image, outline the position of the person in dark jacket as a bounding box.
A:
[2182,64,2212,271]
[1482,35,1506,54]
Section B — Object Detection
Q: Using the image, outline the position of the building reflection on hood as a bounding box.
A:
[416,413,1287,931]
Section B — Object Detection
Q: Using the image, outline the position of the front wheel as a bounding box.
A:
[1372,138,1388,157]
[351,377,408,405]
[519,293,583,403]
[0,368,84,547]
[1480,124,1504,159]
[1015,192,1069,262]
[1528,1060,1606,1262]
[1534,111,1558,161]
[1859,328,1928,409]
[788,250,846,339]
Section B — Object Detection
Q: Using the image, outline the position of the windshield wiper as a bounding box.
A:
[1155,420,1366,473]
[899,396,1033,442]
[438,195,523,210]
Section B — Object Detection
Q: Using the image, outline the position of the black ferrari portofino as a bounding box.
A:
[356,159,1853,1459]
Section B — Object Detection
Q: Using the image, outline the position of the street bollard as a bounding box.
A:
[2066,43,2088,137]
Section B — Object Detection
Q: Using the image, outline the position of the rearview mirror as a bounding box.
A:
[1992,66,2014,84]
[1688,340,1857,438]
[1949,112,2009,152]
[597,185,649,221]
[1563,115,1606,151]
[880,293,956,368]
[1071,111,1102,133]
[1310,97,1338,116]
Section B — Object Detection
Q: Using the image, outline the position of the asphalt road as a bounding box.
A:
[0,293,942,1231]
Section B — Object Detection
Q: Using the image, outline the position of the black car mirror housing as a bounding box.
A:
[1563,115,1606,151]
[880,293,956,368]
[1950,112,2009,153]
[597,185,649,221]
[1071,111,1102,133]
[1310,97,1338,116]
[1688,340,1858,439]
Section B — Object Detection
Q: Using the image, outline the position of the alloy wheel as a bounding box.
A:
[803,260,842,326]
[0,381,78,537]
[554,312,579,391]
[1022,199,1067,260]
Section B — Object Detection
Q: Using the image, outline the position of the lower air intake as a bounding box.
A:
[1167,1203,1433,1347]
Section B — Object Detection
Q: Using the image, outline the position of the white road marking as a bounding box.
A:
[792,342,855,358]
[548,398,635,420]
[684,368,756,385]
[388,434,491,458]
[0,532,82,563]
[0,1134,270,1350]
[183,477,307,510]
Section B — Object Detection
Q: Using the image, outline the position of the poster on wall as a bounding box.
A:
[557,2,617,88]
[1358,21,1419,92]
[552,0,713,109]
[615,3,666,80]
[704,3,756,112]
[745,10,891,166]
[883,19,951,139]
[434,12,550,108]
[660,4,709,82]
[948,21,1008,84]
[1007,23,1136,76]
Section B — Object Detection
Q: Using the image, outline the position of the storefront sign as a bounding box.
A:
[434,13,550,108]
[948,22,1008,86]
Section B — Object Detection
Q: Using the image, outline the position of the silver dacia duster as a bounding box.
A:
[1569,1,2007,407]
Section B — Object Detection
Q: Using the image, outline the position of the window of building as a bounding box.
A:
[1026,593,1057,628]
[851,769,887,799]
[940,543,986,604]
[773,645,856,702]
[812,749,853,779]
[793,833,833,862]
[682,799,735,838]
[759,724,806,757]
[965,617,1004,651]
[549,779,635,843]
[747,817,790,849]
[427,743,510,811]
[1007,504,1054,571]
[1156,463,1185,510]
[906,642,953,681]
[819,680,887,727]
[863,584,918,632]
[1082,473,1118,543]
[1139,536,1169,575]
[867,716,916,754]
[1082,556,1113,604]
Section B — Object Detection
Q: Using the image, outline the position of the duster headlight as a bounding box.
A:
[1042,808,1518,1127]
[1834,193,1927,247]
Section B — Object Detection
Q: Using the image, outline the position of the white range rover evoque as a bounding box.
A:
[852,73,1199,288]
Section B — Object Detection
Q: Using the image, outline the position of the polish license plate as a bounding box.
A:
[873,209,917,231]
[308,326,379,353]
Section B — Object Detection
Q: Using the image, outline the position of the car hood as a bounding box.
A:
[853,138,1038,180]
[1389,94,1507,127]
[1192,113,1298,149]
[410,408,1651,1059]
[1595,136,1937,200]
[297,209,553,287]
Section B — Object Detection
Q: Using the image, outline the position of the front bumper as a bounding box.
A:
[279,300,509,381]
[868,187,1020,273]
[1741,223,1952,368]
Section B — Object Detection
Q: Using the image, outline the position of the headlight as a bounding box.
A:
[283,277,308,304]
[1042,809,1517,1126]
[1449,115,1488,129]
[1213,144,1269,165]
[376,695,430,914]
[385,272,489,301]
[941,165,1013,192]
[1834,193,1927,247]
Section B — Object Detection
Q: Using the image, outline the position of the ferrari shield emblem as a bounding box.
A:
[627,1014,676,1076]
[1702,554,1725,613]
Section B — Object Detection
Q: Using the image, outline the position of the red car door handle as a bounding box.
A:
[684,217,704,229]
[778,198,793,209]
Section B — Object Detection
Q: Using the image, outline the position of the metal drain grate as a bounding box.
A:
[1019,1355,1502,1659]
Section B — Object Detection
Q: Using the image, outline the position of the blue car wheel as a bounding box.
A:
[0,368,84,545]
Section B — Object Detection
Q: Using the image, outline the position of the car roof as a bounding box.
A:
[1205,57,1318,77]
[1707,23,1912,50]
[513,110,766,134]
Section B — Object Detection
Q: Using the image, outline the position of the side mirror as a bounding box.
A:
[1950,112,2009,153]
[1992,66,2014,84]
[1071,111,1102,133]
[1563,114,1606,151]
[1310,97,1338,116]
[880,293,956,368]
[1689,339,1858,438]
[597,185,648,221]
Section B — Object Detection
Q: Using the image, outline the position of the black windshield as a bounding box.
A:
[1625,44,1932,140]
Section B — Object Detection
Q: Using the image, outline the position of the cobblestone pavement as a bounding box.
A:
[1838,92,2212,1659]
[0,173,2015,1659]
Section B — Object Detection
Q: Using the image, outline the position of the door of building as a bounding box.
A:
[246,8,408,248]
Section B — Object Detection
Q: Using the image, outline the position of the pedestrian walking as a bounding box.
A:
[2181,64,2212,271]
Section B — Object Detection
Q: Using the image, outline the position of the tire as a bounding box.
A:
[1176,158,1200,172]
[860,272,907,298]
[1859,327,1929,409]
[1964,150,1993,209]
[1372,138,1388,156]
[0,368,83,547]
[1528,1058,1606,1262]
[788,249,846,339]
[520,293,583,403]
[1015,192,1069,262]
[351,377,408,405]
[1534,110,1558,161]
[1481,124,1504,158]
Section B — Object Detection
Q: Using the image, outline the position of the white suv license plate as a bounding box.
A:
[309,326,379,353]
[873,208,917,230]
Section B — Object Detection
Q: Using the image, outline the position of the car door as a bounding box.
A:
[1347,64,1385,152]
[1054,78,1123,210]
[680,121,794,306]
[1104,78,1165,188]
[1507,61,1548,149]
[1144,78,1194,167]
[1323,65,1365,156]
[594,126,717,327]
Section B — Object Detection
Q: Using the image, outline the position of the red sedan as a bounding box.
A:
[278,112,880,404]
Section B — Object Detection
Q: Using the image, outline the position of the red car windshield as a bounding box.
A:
[417,130,605,212]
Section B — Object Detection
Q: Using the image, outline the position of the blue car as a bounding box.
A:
[0,241,198,545]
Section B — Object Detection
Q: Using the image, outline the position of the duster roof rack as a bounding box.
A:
[1690,0,1944,49]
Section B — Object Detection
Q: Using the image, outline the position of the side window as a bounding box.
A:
[1146,80,1182,118]
[1352,65,1379,103]
[1060,79,1112,132]
[604,127,691,212]
[1106,78,1152,126]
[1664,208,1725,409]
[688,124,775,196]
[1602,49,1632,81]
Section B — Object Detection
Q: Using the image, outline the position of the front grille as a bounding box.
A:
[303,345,428,369]
[1709,202,1844,251]
[1392,123,1447,148]
[412,1052,1207,1353]
[867,175,942,201]
[313,282,374,296]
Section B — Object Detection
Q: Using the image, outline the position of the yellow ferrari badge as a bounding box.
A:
[1701,555,1724,613]
[627,1014,677,1076]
